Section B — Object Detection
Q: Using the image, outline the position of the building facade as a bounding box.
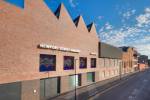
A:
[0,1,131,100]
[148,59,150,67]
[120,47,138,74]
[99,42,122,80]
[138,55,148,71]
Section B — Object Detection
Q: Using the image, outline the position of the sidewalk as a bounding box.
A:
[50,71,139,100]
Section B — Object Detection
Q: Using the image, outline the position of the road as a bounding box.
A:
[90,69,150,100]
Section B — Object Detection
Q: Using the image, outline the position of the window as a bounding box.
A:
[114,59,115,66]
[64,56,74,70]
[101,58,105,67]
[79,57,87,69]
[101,71,105,78]
[40,54,56,72]
[91,58,96,68]
[106,71,109,77]
[87,72,95,83]
[104,58,106,67]
[40,77,60,99]
[0,82,21,100]
[69,74,81,89]
[109,59,111,67]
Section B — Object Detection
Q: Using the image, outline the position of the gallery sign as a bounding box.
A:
[38,44,80,53]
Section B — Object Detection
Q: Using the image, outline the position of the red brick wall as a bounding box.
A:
[0,0,99,84]
[138,64,146,71]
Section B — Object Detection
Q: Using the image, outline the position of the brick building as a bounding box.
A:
[138,55,148,71]
[120,46,138,73]
[0,0,124,100]
[148,59,150,67]
[99,42,122,80]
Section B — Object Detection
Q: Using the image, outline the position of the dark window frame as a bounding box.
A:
[91,58,97,68]
[87,72,95,83]
[64,56,74,70]
[69,74,82,88]
[40,54,56,72]
[79,57,87,69]
[40,77,61,99]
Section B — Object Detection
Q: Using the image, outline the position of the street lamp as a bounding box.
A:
[74,58,78,100]
[119,61,122,80]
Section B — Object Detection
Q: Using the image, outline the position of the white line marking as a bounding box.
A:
[89,74,137,100]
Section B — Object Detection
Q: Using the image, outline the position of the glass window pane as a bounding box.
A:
[40,54,56,72]
[80,57,87,68]
[91,58,96,68]
[69,74,81,89]
[64,56,74,70]
[40,77,60,99]
[0,82,21,100]
[87,72,95,83]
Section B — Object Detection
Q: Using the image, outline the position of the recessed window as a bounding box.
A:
[114,59,115,66]
[79,57,87,69]
[87,72,95,83]
[0,82,21,100]
[40,77,60,99]
[40,54,56,72]
[69,74,81,89]
[91,58,96,68]
[64,56,74,70]
[104,58,106,67]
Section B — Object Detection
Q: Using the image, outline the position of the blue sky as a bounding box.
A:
[44,0,150,57]
[4,0,150,57]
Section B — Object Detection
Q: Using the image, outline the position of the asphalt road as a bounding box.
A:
[90,69,150,100]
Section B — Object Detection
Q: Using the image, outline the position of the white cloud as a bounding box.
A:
[98,7,150,57]
[105,22,113,30]
[123,12,131,18]
[122,9,136,19]
[136,8,150,27]
[69,0,78,8]
[145,8,150,13]
[134,44,150,57]
[97,16,103,20]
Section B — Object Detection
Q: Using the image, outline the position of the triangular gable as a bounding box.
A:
[24,0,58,21]
[54,4,61,19]
[87,22,100,41]
[73,15,80,26]
[73,15,88,32]
[87,23,93,32]
[87,22,97,33]
[4,0,24,8]
[25,0,50,11]
[54,3,76,28]
[0,0,24,17]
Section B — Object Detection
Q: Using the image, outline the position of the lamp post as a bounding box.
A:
[119,61,122,80]
[74,59,78,100]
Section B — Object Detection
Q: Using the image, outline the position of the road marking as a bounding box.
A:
[89,74,137,100]
[143,79,148,83]
[128,95,136,100]
[132,89,139,95]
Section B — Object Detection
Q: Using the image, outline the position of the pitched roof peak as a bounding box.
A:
[87,22,94,32]
[54,3,65,19]
[73,15,83,27]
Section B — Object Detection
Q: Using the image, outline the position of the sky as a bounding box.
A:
[4,0,150,57]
